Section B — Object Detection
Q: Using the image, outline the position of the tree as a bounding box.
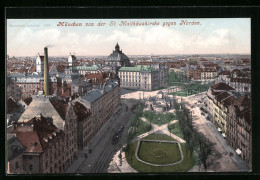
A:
[197,133,215,171]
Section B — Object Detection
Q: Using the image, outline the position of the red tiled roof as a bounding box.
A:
[211,82,235,91]
[202,67,217,72]
[14,116,64,153]
[222,96,236,108]
[199,59,208,61]
[215,91,230,102]
[84,73,108,85]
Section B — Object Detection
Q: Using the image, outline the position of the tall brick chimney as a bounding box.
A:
[44,47,49,95]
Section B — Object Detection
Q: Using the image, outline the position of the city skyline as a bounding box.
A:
[7,18,250,56]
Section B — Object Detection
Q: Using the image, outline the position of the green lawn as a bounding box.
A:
[169,91,189,97]
[142,111,176,126]
[168,71,190,83]
[169,81,213,97]
[125,134,194,172]
[138,141,181,164]
[134,119,152,137]
[168,121,184,139]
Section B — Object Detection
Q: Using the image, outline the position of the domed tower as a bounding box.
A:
[105,42,130,69]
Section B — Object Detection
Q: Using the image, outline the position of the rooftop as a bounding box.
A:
[14,115,64,153]
[119,65,157,72]
[79,80,119,104]
[211,82,235,91]
[18,96,65,130]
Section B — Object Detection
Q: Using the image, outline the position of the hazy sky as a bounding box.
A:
[7,18,250,56]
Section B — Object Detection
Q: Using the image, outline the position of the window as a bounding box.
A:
[29,164,33,171]
[46,161,48,168]
[29,155,32,160]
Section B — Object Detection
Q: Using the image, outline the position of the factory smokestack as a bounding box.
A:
[44,47,49,96]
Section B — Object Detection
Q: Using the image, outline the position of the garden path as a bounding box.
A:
[130,118,186,143]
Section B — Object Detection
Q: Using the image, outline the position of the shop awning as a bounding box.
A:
[235,148,242,155]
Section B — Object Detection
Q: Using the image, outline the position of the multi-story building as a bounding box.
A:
[227,96,251,169]
[72,101,93,150]
[205,82,235,132]
[8,74,58,100]
[187,60,219,80]
[65,65,100,75]
[12,115,66,174]
[201,67,217,80]
[216,71,230,84]
[7,133,27,174]
[204,82,251,168]
[216,69,251,93]
[75,79,120,135]
[70,79,92,96]
[118,64,168,90]
[18,95,78,169]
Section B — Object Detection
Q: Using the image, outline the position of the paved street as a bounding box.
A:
[182,94,250,172]
[66,99,137,173]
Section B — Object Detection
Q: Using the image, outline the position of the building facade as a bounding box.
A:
[75,79,121,137]
[227,101,251,169]
[12,115,66,174]
[18,96,79,170]
[118,64,168,90]
[205,82,251,168]
[7,134,26,174]
[216,69,251,93]
[8,74,58,100]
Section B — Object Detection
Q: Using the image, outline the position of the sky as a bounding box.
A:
[7,18,251,56]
